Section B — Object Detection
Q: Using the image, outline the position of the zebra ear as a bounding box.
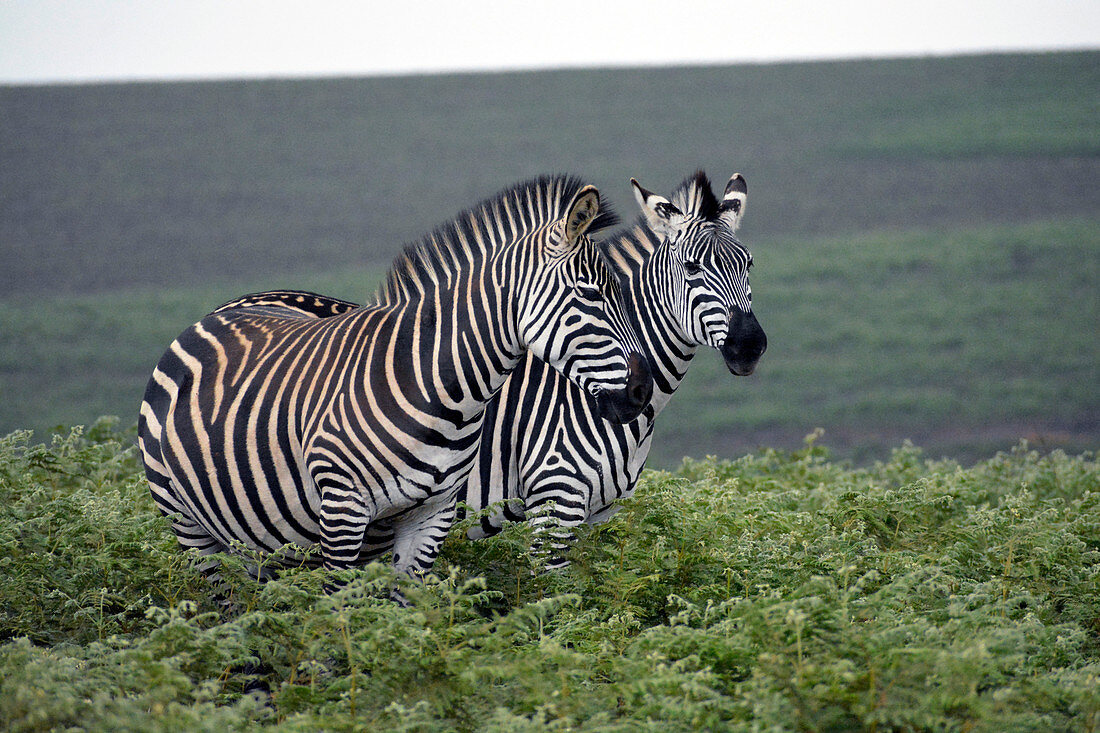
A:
[559,184,602,250]
[717,173,747,232]
[631,178,685,239]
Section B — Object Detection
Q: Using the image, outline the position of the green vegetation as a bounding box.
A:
[2,423,1098,730]
[1,50,1098,463]
[1,52,1096,729]
[652,217,1099,465]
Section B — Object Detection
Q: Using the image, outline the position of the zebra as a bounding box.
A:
[137,175,654,589]
[466,171,766,566]
[216,171,767,570]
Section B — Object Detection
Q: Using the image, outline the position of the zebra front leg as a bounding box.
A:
[317,482,374,591]
[526,484,589,572]
[389,500,458,604]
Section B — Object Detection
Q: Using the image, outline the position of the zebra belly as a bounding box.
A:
[148,309,485,562]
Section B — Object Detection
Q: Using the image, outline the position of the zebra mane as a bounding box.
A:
[377,175,618,303]
[606,170,719,269]
[670,170,721,221]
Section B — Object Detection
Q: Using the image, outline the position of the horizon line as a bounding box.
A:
[2,45,1096,89]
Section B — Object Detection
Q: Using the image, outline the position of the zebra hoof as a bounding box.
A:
[389,587,411,607]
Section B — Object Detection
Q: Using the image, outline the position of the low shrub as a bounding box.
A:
[2,424,1097,731]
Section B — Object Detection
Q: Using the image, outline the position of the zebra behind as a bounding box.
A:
[138,175,653,584]
[465,171,766,565]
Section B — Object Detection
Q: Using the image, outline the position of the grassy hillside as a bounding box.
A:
[2,425,1097,730]
[1,218,1095,467]
[656,218,1099,464]
[2,52,1097,295]
[1,51,1098,463]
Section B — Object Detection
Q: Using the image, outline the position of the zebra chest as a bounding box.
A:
[517,411,645,507]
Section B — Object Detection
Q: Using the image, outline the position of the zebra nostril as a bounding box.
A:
[626,351,653,407]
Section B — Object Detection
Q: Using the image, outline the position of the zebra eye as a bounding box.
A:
[576,283,602,300]
[684,261,703,276]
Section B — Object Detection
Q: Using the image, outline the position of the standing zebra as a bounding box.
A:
[138,175,653,585]
[220,171,766,569]
[465,171,766,565]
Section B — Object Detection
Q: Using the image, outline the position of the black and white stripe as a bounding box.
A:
[465,171,767,566]
[138,175,652,583]
[206,172,766,570]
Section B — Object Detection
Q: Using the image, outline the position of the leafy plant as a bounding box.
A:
[1,424,1097,730]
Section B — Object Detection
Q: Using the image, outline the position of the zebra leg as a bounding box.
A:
[166,515,237,606]
[388,500,458,604]
[466,498,527,540]
[165,514,275,696]
[317,482,374,581]
[525,483,589,572]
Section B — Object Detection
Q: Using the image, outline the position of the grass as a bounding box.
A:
[1,422,1097,730]
[650,217,1100,465]
[2,49,1098,730]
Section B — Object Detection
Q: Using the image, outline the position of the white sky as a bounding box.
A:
[1,0,1098,85]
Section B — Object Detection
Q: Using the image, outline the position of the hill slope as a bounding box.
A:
[1,51,1097,463]
[2,51,1097,295]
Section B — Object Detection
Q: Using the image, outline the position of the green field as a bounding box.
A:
[2,52,1098,730]
[1,218,1096,467]
[1,51,1098,465]
[2,424,1097,730]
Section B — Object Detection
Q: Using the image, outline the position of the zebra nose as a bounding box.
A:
[625,351,653,410]
[593,351,653,423]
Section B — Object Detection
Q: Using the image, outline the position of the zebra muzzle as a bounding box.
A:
[594,351,653,424]
[721,309,767,376]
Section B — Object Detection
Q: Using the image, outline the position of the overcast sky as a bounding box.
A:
[1,0,1098,85]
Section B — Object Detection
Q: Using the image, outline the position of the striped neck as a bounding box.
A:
[362,175,622,429]
[607,224,697,415]
[364,245,529,435]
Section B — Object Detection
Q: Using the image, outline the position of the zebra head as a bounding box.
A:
[518,184,653,423]
[631,172,767,376]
